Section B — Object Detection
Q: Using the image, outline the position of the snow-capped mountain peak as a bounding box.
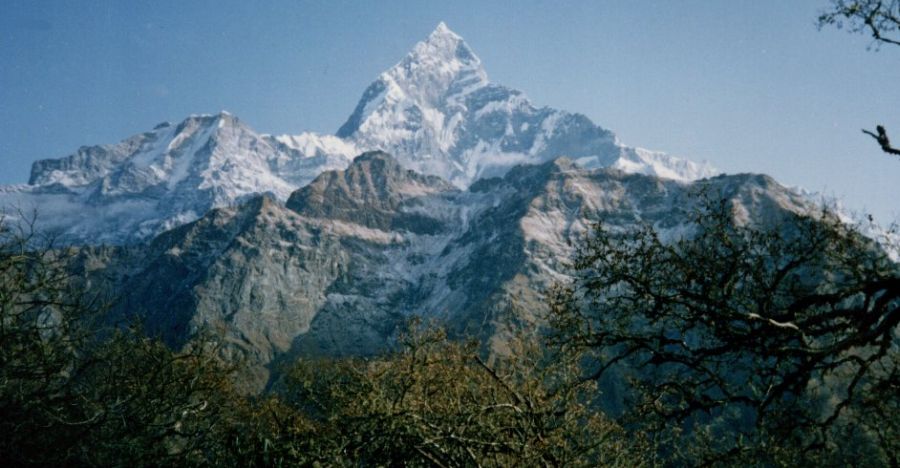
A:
[401,21,488,97]
[336,22,714,188]
[337,23,488,140]
[431,21,458,39]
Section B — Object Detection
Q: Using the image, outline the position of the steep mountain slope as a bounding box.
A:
[1,23,714,245]
[286,151,458,232]
[74,153,810,391]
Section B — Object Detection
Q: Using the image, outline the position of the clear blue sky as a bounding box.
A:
[2,0,899,221]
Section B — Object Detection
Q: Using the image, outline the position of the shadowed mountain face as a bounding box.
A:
[71,153,811,391]
[1,23,713,246]
[287,151,458,233]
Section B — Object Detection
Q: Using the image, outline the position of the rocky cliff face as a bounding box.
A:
[70,152,810,391]
[286,151,458,233]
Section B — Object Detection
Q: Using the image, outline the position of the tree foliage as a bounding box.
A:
[233,321,649,467]
[819,0,900,47]
[819,1,900,157]
[548,195,900,465]
[0,215,239,466]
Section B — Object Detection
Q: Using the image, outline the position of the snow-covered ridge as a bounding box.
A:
[3,22,717,244]
[7,112,358,244]
[608,147,717,182]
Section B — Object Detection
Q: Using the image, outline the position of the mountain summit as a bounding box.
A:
[337,22,715,187]
[337,22,488,139]
[1,22,715,244]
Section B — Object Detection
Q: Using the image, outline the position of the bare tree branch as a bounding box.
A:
[819,0,900,48]
[863,125,900,155]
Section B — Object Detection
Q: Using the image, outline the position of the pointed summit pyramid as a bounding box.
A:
[337,22,488,139]
[398,21,488,98]
[431,21,458,39]
[337,22,715,188]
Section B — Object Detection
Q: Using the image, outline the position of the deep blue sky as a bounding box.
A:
[2,1,899,221]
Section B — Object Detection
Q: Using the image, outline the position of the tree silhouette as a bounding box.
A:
[862,125,900,155]
[819,1,900,157]
[548,194,900,465]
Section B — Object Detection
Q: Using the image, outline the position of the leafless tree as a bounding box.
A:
[819,1,900,156]
[548,195,900,464]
